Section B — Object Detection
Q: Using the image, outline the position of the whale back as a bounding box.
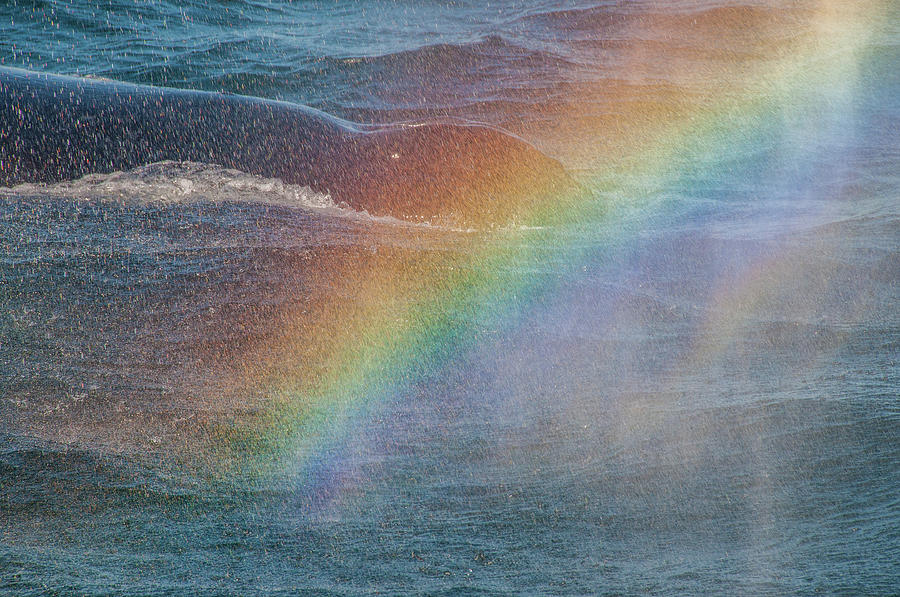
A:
[0,67,576,226]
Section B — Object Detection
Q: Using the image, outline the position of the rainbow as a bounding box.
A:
[194,1,888,497]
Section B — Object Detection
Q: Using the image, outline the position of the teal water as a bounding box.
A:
[1,1,899,594]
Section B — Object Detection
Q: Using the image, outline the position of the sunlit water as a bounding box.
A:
[1,1,898,594]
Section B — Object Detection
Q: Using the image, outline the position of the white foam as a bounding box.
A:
[0,161,543,234]
[3,161,342,211]
[4,162,366,226]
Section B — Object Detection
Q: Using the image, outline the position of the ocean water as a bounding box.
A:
[1,1,899,595]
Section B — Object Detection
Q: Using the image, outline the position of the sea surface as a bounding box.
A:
[1,1,899,595]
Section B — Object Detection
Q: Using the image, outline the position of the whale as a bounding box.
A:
[0,67,575,226]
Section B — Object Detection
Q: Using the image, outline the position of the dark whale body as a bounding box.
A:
[0,67,574,225]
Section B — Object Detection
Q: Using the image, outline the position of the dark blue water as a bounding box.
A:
[2,1,899,594]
